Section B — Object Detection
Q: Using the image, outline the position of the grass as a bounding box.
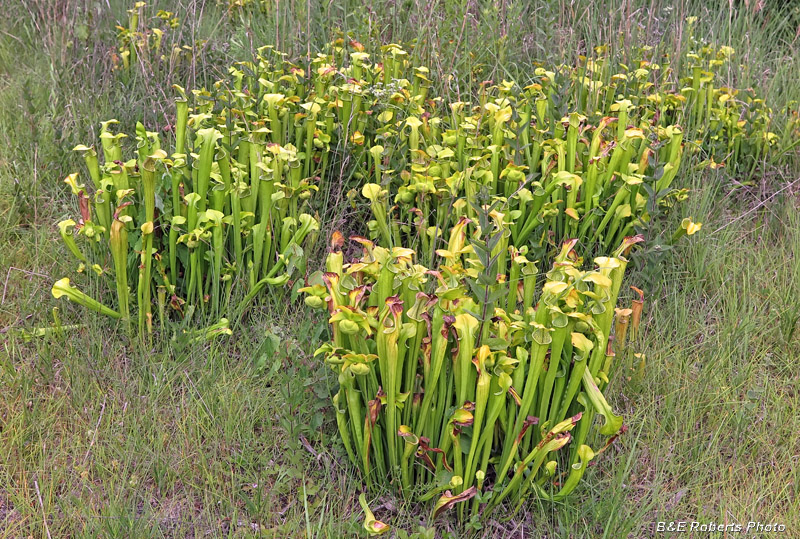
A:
[1,0,799,536]
[613,185,800,532]
[1,311,358,536]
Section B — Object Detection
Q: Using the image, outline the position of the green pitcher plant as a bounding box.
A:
[304,223,645,521]
[113,2,203,82]
[54,114,319,334]
[65,35,795,328]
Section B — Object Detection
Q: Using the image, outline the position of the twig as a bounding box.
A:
[2,267,50,306]
[0,29,24,46]
[82,396,107,465]
[449,1,471,102]
[299,434,319,459]
[34,480,53,539]
[710,177,800,235]
[183,370,215,421]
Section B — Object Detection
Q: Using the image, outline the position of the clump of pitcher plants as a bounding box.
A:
[56,109,319,334]
[304,204,645,521]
